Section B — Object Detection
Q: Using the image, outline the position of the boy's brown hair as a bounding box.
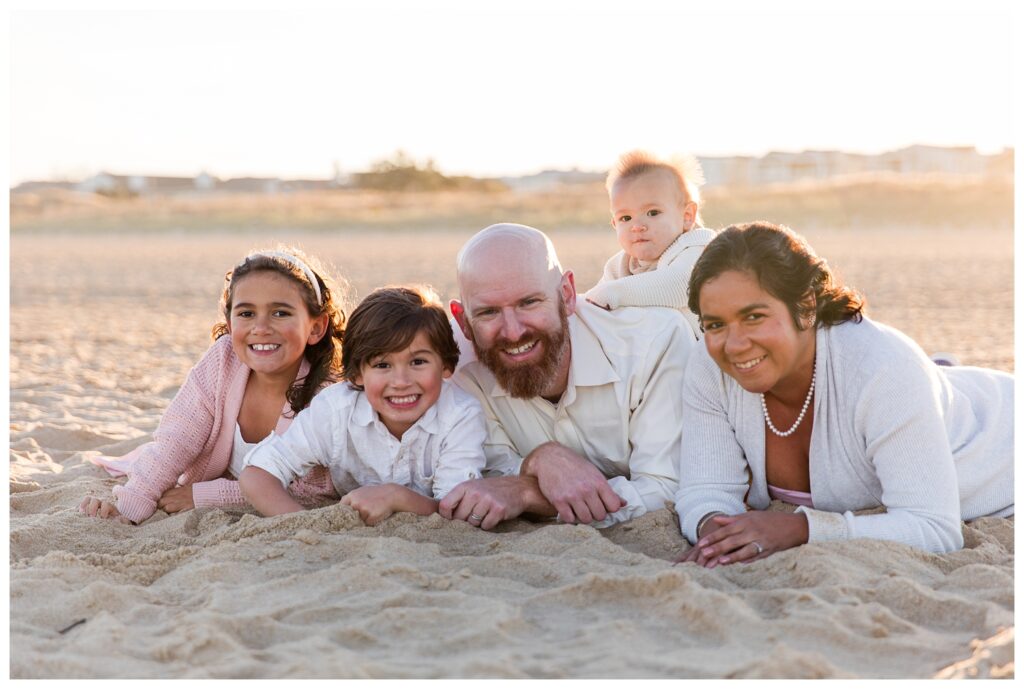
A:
[606,150,705,226]
[341,285,460,388]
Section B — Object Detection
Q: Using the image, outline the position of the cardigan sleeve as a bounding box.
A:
[584,252,631,309]
[675,347,752,543]
[112,340,229,523]
[191,478,247,508]
[585,240,706,312]
[798,348,964,553]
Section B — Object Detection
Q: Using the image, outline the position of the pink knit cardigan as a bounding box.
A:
[92,336,338,523]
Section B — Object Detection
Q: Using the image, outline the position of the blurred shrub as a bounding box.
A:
[354,150,506,192]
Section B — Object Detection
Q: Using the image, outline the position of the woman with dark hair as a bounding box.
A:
[675,222,1013,566]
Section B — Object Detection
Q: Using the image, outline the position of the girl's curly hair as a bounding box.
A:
[211,246,349,414]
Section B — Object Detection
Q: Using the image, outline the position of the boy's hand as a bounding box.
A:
[78,496,132,524]
[340,484,401,526]
[157,485,195,513]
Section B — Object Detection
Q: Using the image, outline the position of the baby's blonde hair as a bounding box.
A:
[606,150,705,226]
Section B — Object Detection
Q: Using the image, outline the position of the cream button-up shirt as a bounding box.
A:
[453,300,695,526]
[245,380,486,500]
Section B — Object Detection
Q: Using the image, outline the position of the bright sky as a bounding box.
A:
[8,0,1017,184]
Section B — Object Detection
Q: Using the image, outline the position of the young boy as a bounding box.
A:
[584,150,716,338]
[239,285,487,525]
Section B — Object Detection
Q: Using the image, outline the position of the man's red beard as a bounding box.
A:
[470,298,570,399]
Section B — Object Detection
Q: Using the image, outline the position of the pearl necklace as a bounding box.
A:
[761,363,816,437]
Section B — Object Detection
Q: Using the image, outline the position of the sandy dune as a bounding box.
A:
[9,225,1013,678]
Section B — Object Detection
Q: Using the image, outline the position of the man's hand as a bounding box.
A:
[439,475,552,530]
[157,485,195,514]
[673,511,808,567]
[78,496,132,524]
[521,442,624,524]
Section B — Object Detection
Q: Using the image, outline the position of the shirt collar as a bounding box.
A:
[566,304,620,389]
[482,305,620,400]
[352,388,378,427]
[351,382,445,435]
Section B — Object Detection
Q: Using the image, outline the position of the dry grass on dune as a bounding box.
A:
[10,173,1014,234]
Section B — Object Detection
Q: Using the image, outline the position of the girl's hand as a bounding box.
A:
[340,485,402,526]
[157,485,195,514]
[78,496,131,524]
[674,512,808,568]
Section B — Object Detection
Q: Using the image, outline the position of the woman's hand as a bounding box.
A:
[78,496,132,524]
[157,485,195,514]
[674,511,808,568]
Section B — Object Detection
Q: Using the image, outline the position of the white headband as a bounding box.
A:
[248,251,323,305]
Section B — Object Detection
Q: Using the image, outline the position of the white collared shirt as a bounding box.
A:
[245,380,486,499]
[453,300,696,526]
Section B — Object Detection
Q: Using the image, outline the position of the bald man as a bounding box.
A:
[440,223,696,530]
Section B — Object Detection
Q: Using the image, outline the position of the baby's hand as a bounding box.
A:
[340,485,400,526]
[78,496,131,524]
[158,485,195,514]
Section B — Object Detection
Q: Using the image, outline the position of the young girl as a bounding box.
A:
[239,285,487,526]
[79,248,347,524]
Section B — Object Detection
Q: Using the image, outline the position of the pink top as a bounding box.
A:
[767,483,814,508]
[90,336,337,523]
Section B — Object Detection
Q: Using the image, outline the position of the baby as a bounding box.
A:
[239,285,487,525]
[585,150,716,338]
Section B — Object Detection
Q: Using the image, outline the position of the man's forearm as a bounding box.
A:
[514,474,559,518]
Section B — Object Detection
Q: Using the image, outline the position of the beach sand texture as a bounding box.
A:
[9,225,1013,678]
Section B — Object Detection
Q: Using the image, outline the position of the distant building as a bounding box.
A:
[195,172,218,191]
[217,177,282,194]
[875,145,984,175]
[75,172,209,195]
[500,168,604,191]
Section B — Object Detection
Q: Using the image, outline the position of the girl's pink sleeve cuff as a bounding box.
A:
[191,478,247,508]
[111,485,157,524]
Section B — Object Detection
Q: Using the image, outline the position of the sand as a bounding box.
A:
[8,225,1014,678]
